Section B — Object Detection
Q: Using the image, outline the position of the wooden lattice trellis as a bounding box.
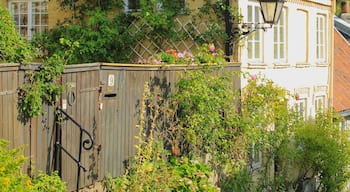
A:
[126,18,225,62]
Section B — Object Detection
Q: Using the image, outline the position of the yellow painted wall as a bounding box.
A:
[0,0,71,29]
[0,0,211,29]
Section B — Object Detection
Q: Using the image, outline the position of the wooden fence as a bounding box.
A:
[0,63,240,191]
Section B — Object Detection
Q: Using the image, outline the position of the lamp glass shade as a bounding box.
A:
[259,0,285,24]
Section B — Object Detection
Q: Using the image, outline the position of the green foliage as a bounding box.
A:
[240,75,350,191]
[219,168,254,192]
[138,43,227,65]
[102,67,350,192]
[0,5,33,64]
[34,9,133,64]
[34,0,242,63]
[293,111,350,191]
[0,139,66,192]
[20,38,77,119]
[107,82,218,192]
[30,172,66,192]
[173,68,245,171]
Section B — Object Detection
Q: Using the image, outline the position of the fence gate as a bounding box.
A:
[53,64,101,191]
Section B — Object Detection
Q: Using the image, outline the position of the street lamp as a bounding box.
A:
[259,0,286,24]
[225,0,286,59]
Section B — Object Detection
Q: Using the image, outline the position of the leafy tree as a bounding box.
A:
[292,111,350,191]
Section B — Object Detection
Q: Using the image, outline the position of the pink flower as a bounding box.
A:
[250,74,257,81]
[212,52,219,56]
[178,52,184,58]
[209,44,215,52]
[153,59,160,64]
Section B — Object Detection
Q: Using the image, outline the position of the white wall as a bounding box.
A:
[238,0,332,118]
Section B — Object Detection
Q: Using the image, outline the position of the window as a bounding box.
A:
[124,0,185,12]
[295,10,308,64]
[251,143,262,169]
[273,8,286,62]
[124,0,140,11]
[316,14,327,63]
[247,4,262,61]
[315,95,325,112]
[296,98,307,119]
[9,1,48,40]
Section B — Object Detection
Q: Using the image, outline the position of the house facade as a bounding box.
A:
[237,0,334,120]
[0,0,66,40]
[0,0,336,190]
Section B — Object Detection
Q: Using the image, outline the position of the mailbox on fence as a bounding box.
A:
[100,66,125,99]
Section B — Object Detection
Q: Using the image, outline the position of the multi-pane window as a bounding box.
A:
[125,0,140,11]
[296,98,307,119]
[295,10,308,64]
[9,1,48,40]
[315,95,325,112]
[124,0,185,12]
[251,143,262,169]
[247,4,262,61]
[316,14,327,63]
[273,9,286,62]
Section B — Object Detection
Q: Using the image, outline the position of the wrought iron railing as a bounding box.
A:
[54,107,94,192]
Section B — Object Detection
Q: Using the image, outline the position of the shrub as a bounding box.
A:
[107,82,218,192]
[137,43,226,65]
[0,139,66,192]
[293,111,350,191]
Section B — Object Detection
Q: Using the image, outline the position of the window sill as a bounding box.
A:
[296,63,310,68]
[247,63,267,69]
[315,62,329,67]
[273,63,290,69]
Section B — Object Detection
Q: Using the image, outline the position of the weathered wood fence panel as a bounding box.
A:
[59,64,101,190]
[0,63,241,191]
[0,64,23,148]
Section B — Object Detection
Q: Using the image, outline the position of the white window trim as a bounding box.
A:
[8,0,48,40]
[124,0,185,13]
[123,0,140,12]
[273,8,287,63]
[251,143,262,170]
[296,98,307,120]
[316,14,328,64]
[314,95,326,113]
[247,2,263,63]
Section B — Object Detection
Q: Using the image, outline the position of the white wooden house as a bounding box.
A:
[237,0,334,120]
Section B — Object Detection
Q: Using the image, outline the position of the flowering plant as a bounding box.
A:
[0,139,66,192]
[137,43,226,65]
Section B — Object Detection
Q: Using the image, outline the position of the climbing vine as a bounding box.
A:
[34,0,242,64]
[19,38,78,120]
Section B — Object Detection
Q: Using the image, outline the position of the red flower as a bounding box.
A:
[172,147,180,156]
[165,49,177,58]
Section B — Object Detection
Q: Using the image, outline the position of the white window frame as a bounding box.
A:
[124,0,185,13]
[251,142,262,169]
[296,98,307,120]
[124,0,140,12]
[8,0,48,40]
[315,95,325,113]
[316,14,327,63]
[247,3,263,62]
[273,8,286,62]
